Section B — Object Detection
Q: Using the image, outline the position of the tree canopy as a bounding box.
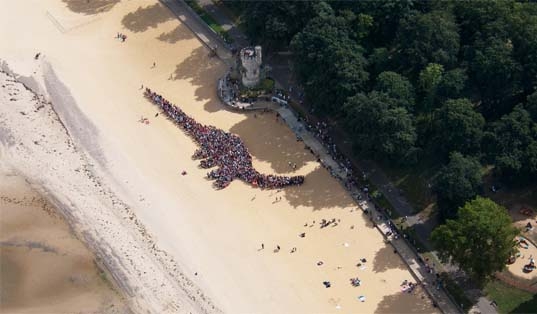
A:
[434,152,483,220]
[231,0,537,198]
[344,92,416,162]
[290,9,368,114]
[431,197,519,286]
[485,105,537,182]
[396,10,460,73]
[431,98,485,157]
[374,71,415,111]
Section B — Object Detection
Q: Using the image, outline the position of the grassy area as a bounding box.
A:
[485,279,537,314]
[185,0,233,43]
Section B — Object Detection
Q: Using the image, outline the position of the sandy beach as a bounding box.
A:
[0,173,128,313]
[0,1,438,313]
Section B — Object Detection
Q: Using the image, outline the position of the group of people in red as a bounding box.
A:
[144,88,305,189]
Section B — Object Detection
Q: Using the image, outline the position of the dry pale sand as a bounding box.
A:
[0,173,128,313]
[0,1,438,313]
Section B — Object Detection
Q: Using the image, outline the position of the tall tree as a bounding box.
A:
[485,105,537,181]
[418,63,444,112]
[431,98,485,157]
[396,10,460,74]
[239,1,318,49]
[510,4,537,95]
[374,71,415,111]
[291,9,368,114]
[437,68,468,101]
[454,0,514,46]
[527,90,537,120]
[469,36,522,118]
[344,92,417,162]
[337,0,417,47]
[431,197,518,286]
[434,152,483,220]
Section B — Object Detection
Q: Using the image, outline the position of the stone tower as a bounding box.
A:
[240,46,262,88]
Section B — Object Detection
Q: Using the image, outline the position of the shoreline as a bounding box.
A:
[0,67,219,314]
[0,172,128,313]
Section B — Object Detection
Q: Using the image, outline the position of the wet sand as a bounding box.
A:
[0,1,438,313]
[0,174,127,313]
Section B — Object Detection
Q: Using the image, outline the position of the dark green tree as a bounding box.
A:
[511,4,537,95]
[431,196,518,286]
[239,1,318,49]
[469,36,522,118]
[418,63,444,112]
[434,152,483,220]
[454,0,514,46]
[374,71,415,111]
[396,10,460,74]
[437,68,468,100]
[344,92,416,162]
[291,10,368,114]
[336,0,417,47]
[368,47,392,78]
[431,99,485,156]
[527,90,537,120]
[486,105,537,181]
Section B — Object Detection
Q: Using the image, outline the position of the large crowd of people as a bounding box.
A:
[144,88,305,189]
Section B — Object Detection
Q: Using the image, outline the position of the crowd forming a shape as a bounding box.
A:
[144,88,305,190]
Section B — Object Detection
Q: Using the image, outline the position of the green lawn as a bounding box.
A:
[485,280,537,314]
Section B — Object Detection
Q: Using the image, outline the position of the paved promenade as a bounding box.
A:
[276,105,461,314]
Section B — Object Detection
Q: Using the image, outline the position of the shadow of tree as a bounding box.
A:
[121,3,173,33]
[62,0,119,15]
[282,166,356,210]
[372,244,409,273]
[511,292,537,313]
[172,46,225,103]
[230,111,315,174]
[374,290,437,313]
[157,25,195,43]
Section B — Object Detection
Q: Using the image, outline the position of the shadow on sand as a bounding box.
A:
[122,3,173,33]
[223,107,356,210]
[230,111,314,174]
[172,46,225,104]
[374,290,436,313]
[372,244,408,273]
[282,166,356,210]
[157,25,195,44]
[62,0,119,15]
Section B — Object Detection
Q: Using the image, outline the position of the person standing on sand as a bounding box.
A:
[261,243,264,250]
